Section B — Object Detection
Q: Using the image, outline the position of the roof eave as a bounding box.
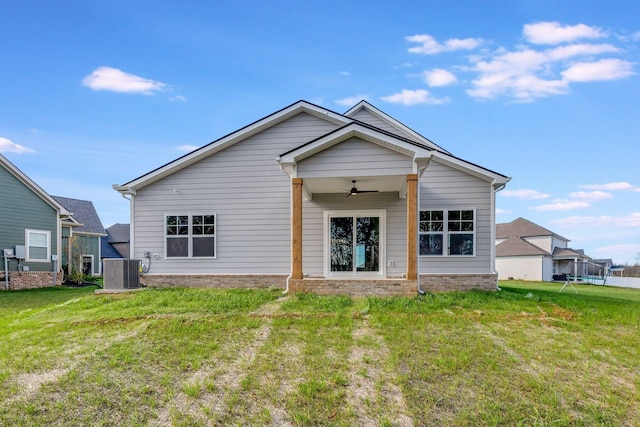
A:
[119,101,351,191]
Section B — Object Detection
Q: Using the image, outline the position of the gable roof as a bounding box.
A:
[105,223,130,243]
[1,154,70,216]
[496,235,551,257]
[344,100,449,153]
[115,100,349,193]
[114,99,509,194]
[52,196,106,235]
[552,247,590,260]
[496,217,569,241]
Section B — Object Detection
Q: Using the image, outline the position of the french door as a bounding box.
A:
[326,211,385,276]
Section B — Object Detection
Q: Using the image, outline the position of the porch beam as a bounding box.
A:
[406,173,418,280]
[292,178,303,280]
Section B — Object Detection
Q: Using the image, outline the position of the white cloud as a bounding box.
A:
[546,43,619,61]
[381,89,449,105]
[562,58,635,82]
[407,34,484,55]
[453,23,635,101]
[0,137,35,154]
[593,245,640,265]
[178,145,200,152]
[339,71,351,76]
[523,22,606,45]
[499,188,550,200]
[569,190,613,202]
[169,95,187,102]
[335,95,369,106]
[422,69,458,87]
[82,66,167,94]
[531,200,591,211]
[467,44,634,101]
[579,182,637,191]
[552,212,640,228]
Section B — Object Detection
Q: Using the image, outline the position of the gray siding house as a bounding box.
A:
[52,196,107,277]
[114,100,510,295]
[1,154,69,289]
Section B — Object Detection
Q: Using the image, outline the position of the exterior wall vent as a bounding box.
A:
[103,259,140,290]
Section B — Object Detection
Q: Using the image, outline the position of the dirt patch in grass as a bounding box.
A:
[346,317,413,427]
[4,369,69,404]
[152,297,288,426]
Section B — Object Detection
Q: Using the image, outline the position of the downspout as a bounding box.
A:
[283,175,292,295]
[117,189,134,259]
[3,252,8,290]
[277,157,292,294]
[492,181,509,290]
[415,156,432,296]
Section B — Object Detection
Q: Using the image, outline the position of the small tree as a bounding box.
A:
[67,235,89,284]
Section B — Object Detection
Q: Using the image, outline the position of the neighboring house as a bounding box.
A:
[102,223,130,259]
[52,196,107,277]
[495,217,590,282]
[1,154,69,289]
[114,100,510,295]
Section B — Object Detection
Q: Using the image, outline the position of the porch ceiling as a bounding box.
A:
[302,175,407,197]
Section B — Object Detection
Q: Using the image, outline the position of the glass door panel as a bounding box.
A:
[330,215,380,273]
[356,217,379,272]
[330,217,353,272]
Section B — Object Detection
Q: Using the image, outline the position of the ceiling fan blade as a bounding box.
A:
[357,190,379,193]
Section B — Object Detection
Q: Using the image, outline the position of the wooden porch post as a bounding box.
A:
[406,174,418,280]
[292,178,303,280]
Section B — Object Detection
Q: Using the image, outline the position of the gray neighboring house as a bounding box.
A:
[1,154,69,289]
[102,223,130,259]
[496,217,590,282]
[114,100,510,295]
[52,196,107,277]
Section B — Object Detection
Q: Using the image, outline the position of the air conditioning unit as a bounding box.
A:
[103,259,140,290]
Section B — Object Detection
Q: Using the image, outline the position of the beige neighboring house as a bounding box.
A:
[495,217,590,282]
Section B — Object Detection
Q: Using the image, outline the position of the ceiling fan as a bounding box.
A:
[346,180,379,197]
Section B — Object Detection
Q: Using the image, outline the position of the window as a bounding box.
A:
[165,214,216,258]
[26,229,51,262]
[419,210,474,256]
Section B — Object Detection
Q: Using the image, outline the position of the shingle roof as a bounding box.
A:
[100,239,122,258]
[106,223,130,243]
[52,196,106,235]
[496,217,568,241]
[496,236,550,257]
[552,247,589,259]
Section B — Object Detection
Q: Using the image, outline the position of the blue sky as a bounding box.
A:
[1,1,639,264]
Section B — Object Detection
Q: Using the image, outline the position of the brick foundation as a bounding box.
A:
[419,273,498,292]
[138,273,497,295]
[141,274,287,290]
[0,271,63,290]
[288,278,417,297]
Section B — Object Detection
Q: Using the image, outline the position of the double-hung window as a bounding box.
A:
[26,229,51,262]
[165,214,216,258]
[419,209,475,256]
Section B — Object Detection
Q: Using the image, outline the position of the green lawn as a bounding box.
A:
[1,281,638,426]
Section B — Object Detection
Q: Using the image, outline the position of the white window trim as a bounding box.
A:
[82,254,95,276]
[323,210,386,278]
[419,208,476,257]
[164,213,217,259]
[25,229,51,263]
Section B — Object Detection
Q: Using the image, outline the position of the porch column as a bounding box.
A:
[292,178,303,280]
[406,174,418,280]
